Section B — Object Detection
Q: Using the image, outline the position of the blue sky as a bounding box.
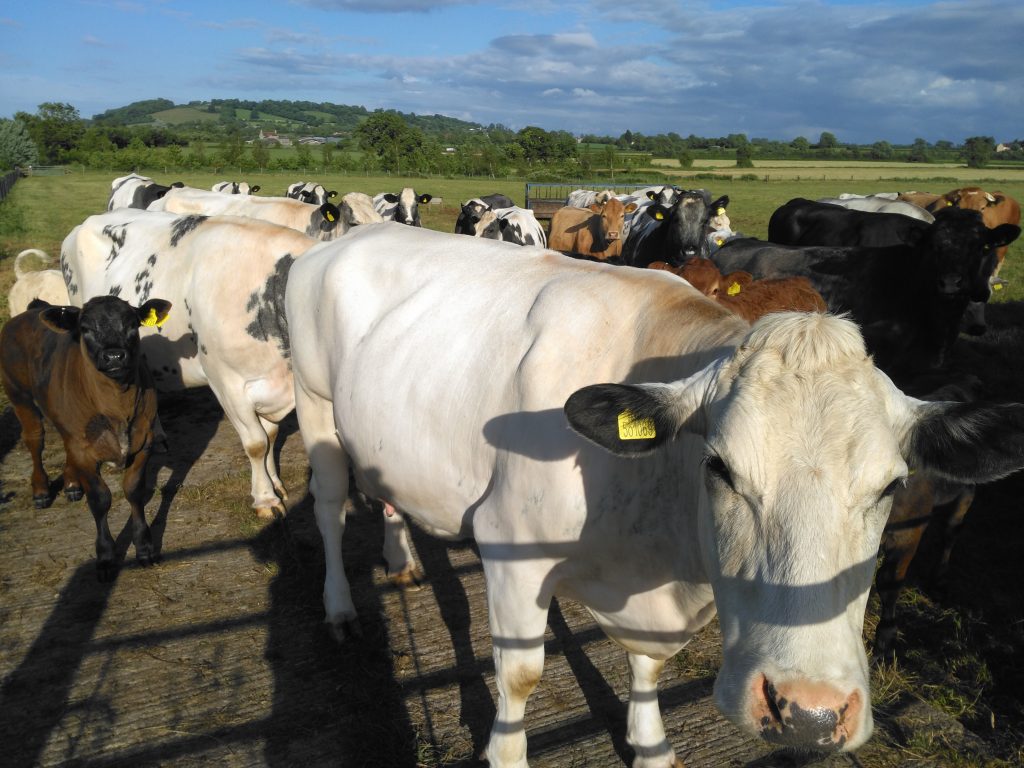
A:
[0,0,1020,144]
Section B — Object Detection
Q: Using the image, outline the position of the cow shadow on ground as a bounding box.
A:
[250,488,423,767]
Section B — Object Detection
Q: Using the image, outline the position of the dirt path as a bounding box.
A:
[0,386,991,767]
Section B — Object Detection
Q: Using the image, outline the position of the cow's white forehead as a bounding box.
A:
[709,313,905,496]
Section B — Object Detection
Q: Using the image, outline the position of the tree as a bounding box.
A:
[16,102,84,164]
[869,140,894,160]
[734,144,754,168]
[961,136,994,168]
[0,119,38,170]
[791,136,810,152]
[250,142,270,170]
[220,129,246,168]
[356,111,425,173]
[906,138,930,163]
[677,150,694,169]
[816,131,839,149]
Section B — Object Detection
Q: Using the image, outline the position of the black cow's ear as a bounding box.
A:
[711,195,730,212]
[320,203,341,225]
[251,185,261,193]
[138,299,172,328]
[171,181,184,188]
[646,204,668,221]
[39,305,81,333]
[418,194,433,204]
[988,224,1021,250]
[647,190,657,200]
[328,190,338,198]
[564,383,678,456]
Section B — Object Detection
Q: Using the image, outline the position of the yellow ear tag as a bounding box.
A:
[715,237,725,246]
[727,282,741,296]
[994,282,1004,291]
[716,208,726,216]
[617,410,656,440]
[654,210,665,221]
[946,201,953,206]
[325,210,336,222]
[141,308,168,328]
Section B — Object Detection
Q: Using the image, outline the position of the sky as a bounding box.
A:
[0,0,1020,145]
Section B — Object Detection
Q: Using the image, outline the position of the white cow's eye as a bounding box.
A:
[880,476,906,500]
[704,454,734,488]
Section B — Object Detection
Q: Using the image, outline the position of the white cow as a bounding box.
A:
[491,205,547,246]
[61,209,320,518]
[286,181,337,206]
[286,223,1024,766]
[818,195,935,222]
[339,192,384,226]
[373,187,432,226]
[212,181,260,195]
[107,173,183,211]
[149,187,351,241]
[7,249,69,316]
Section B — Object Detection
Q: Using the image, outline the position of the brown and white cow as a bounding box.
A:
[548,197,638,259]
[0,295,171,580]
[286,224,1024,765]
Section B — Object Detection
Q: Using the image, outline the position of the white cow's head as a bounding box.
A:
[565,312,1024,752]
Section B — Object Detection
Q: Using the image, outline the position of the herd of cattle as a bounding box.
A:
[2,172,1024,765]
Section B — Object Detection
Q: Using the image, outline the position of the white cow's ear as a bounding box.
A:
[907,399,1024,483]
[564,374,710,457]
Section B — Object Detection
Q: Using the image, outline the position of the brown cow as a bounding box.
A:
[0,295,171,580]
[548,198,637,259]
[649,259,827,321]
[941,187,1022,274]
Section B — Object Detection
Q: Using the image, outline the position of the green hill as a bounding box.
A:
[90,98,484,138]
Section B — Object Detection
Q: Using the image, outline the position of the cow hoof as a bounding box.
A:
[274,484,289,501]
[33,493,53,509]
[64,485,83,502]
[328,615,363,644]
[388,565,424,591]
[136,548,158,568]
[254,505,283,520]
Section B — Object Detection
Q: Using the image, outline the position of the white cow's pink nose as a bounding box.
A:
[606,230,620,240]
[751,674,863,751]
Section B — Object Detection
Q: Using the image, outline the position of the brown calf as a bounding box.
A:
[649,258,827,321]
[0,295,171,580]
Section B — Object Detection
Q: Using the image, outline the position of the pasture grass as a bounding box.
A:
[3,164,1024,765]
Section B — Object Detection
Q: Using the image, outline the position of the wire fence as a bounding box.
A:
[0,169,21,203]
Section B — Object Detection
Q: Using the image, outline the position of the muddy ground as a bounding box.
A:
[3,307,1023,767]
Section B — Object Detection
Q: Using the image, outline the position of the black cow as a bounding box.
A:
[454,193,516,235]
[711,208,1020,377]
[768,198,1005,336]
[622,189,729,268]
[0,295,171,580]
[769,197,929,247]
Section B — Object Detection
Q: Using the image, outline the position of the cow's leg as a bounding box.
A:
[931,485,975,595]
[626,653,680,768]
[209,381,284,519]
[295,383,358,641]
[9,398,51,507]
[382,503,421,588]
[258,414,286,501]
[122,439,156,567]
[482,560,551,768]
[75,459,116,581]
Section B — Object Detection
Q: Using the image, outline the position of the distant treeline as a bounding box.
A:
[2,99,1022,178]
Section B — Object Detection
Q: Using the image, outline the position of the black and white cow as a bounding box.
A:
[373,188,433,226]
[213,181,261,195]
[454,194,515,234]
[107,174,184,211]
[286,181,338,206]
[622,188,730,267]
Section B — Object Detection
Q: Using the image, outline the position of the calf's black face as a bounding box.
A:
[648,190,730,264]
[924,209,1020,301]
[40,296,172,384]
